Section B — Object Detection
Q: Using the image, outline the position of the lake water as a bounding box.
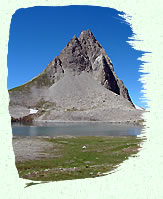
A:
[12,122,143,136]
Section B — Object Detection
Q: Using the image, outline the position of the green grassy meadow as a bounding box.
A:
[16,136,143,184]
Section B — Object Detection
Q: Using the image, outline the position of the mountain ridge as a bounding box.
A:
[9,30,143,123]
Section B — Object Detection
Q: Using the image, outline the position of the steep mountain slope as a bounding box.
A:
[9,30,143,122]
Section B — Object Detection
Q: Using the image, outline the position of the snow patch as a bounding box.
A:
[134,104,144,110]
[29,109,38,114]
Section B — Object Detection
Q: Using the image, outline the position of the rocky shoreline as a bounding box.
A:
[11,108,144,126]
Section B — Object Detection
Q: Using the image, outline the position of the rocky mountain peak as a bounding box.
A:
[78,29,102,48]
[79,29,94,39]
[55,30,133,104]
[67,35,79,46]
[9,30,136,120]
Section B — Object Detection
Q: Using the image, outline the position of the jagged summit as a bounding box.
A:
[79,29,96,39]
[81,29,92,34]
[80,29,95,38]
[66,30,101,51]
[79,29,100,44]
[9,30,143,123]
[68,34,79,44]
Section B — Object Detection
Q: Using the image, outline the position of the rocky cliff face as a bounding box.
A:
[41,30,132,103]
[9,30,142,123]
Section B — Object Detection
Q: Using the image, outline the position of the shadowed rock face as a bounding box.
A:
[9,30,139,122]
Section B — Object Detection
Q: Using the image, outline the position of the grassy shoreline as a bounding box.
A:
[15,136,144,183]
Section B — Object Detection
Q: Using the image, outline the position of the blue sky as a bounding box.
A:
[7,6,146,108]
